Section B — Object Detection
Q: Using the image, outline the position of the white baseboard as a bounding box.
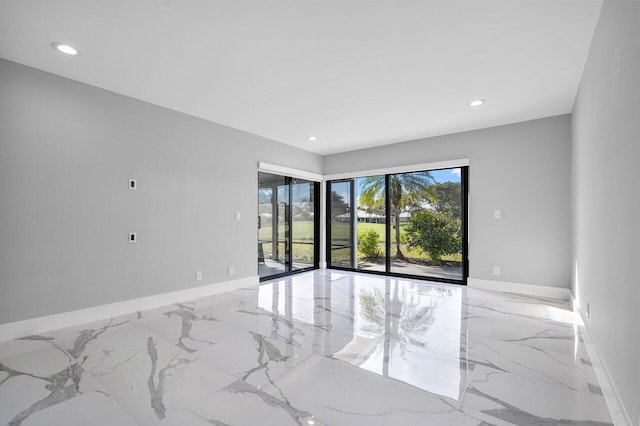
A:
[573,298,632,426]
[0,275,259,342]
[467,277,571,300]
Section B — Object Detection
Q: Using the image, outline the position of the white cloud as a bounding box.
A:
[451,168,461,177]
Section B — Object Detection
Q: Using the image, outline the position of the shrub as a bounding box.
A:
[405,210,461,265]
[358,229,381,260]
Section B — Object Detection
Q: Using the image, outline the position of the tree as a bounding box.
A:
[359,172,435,259]
[330,191,350,218]
[432,182,462,217]
[293,201,313,220]
[404,210,461,265]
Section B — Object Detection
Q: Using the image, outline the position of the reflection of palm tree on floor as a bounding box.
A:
[358,284,436,350]
[359,172,435,260]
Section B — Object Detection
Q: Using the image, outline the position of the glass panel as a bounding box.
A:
[291,178,315,270]
[329,181,353,268]
[277,182,290,266]
[389,168,463,280]
[258,172,288,278]
[355,175,386,272]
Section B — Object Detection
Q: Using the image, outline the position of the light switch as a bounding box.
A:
[129,232,137,243]
[235,212,241,221]
[129,179,137,190]
[494,210,502,219]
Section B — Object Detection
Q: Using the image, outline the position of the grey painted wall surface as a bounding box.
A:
[0,59,323,325]
[324,116,572,288]
[572,0,639,423]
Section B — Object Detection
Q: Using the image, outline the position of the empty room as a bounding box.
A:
[0,1,638,425]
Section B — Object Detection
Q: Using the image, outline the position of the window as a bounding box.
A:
[259,172,319,280]
[327,167,468,284]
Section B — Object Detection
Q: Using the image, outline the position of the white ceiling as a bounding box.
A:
[0,1,602,155]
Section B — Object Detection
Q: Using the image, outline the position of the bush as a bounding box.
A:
[358,229,381,260]
[405,210,461,265]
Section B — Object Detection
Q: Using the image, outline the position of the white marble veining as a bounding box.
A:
[0,270,614,425]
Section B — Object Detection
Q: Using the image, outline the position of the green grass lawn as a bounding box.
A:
[259,220,315,263]
[259,221,315,240]
[259,220,462,265]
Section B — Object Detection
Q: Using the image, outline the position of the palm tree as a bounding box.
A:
[359,172,435,260]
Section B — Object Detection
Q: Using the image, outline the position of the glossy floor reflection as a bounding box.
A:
[0,270,613,425]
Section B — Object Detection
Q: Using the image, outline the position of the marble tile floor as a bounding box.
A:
[0,270,614,425]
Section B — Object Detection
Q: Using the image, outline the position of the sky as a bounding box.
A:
[350,168,462,203]
[431,168,461,183]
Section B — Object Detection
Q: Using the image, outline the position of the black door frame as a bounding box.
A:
[326,179,357,269]
[326,166,469,285]
[259,172,320,282]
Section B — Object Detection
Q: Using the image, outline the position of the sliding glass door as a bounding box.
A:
[258,173,288,277]
[291,178,316,271]
[388,169,464,281]
[327,167,468,284]
[355,175,387,272]
[259,172,319,280]
[328,180,355,268]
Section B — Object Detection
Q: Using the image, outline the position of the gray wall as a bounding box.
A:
[0,59,323,325]
[325,115,572,288]
[571,0,640,423]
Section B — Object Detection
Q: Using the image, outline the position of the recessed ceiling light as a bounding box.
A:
[469,99,485,107]
[308,136,317,142]
[51,42,79,56]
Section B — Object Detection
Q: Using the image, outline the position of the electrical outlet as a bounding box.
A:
[494,209,502,219]
[235,211,241,221]
[228,265,234,276]
[492,266,500,276]
[196,271,202,281]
